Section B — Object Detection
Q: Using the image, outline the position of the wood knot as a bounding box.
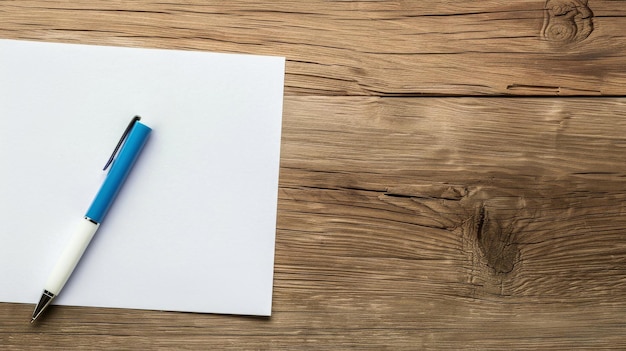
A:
[474,204,520,274]
[542,0,594,44]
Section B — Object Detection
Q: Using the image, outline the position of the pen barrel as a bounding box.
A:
[45,218,99,295]
[86,122,152,223]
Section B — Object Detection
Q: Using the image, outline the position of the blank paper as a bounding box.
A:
[0,39,285,316]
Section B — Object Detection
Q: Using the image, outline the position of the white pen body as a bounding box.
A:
[44,218,100,295]
[32,120,151,322]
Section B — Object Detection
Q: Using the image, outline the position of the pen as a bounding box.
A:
[31,116,152,322]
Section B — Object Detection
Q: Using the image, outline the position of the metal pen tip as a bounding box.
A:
[31,290,55,323]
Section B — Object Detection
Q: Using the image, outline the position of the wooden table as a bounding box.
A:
[2,1,625,349]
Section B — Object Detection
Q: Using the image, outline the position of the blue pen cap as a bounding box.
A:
[85,121,152,223]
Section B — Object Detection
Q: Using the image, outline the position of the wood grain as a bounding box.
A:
[2,0,626,96]
[1,0,626,349]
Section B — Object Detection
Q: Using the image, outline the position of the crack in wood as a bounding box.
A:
[507,84,561,94]
[475,204,487,242]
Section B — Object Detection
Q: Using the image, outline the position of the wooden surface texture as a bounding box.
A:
[1,1,626,349]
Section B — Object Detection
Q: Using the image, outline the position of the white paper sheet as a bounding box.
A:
[0,39,284,316]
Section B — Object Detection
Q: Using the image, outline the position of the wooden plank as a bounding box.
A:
[2,0,626,96]
[2,96,625,349]
[279,96,626,302]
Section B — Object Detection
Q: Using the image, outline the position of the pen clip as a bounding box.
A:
[102,115,141,171]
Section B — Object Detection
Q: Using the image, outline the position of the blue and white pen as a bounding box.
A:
[31,116,152,322]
